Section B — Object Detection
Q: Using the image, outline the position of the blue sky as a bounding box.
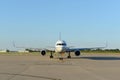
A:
[0,0,120,50]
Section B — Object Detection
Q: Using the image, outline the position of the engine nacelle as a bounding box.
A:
[41,50,46,56]
[75,50,81,56]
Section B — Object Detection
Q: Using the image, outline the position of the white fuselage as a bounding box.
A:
[55,40,68,53]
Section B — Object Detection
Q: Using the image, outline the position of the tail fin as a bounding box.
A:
[105,41,108,48]
[59,32,61,40]
[13,41,16,48]
[12,41,24,48]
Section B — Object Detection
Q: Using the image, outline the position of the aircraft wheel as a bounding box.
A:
[50,56,53,58]
[67,56,71,58]
[59,58,63,60]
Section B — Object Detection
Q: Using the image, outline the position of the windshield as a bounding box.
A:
[57,43,66,46]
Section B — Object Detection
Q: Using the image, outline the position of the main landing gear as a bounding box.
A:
[67,52,71,59]
[50,51,53,58]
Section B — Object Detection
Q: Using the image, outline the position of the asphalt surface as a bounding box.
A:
[0,54,120,80]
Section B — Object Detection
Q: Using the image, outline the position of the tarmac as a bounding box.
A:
[0,53,120,80]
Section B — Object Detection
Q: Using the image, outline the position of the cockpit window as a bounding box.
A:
[57,43,66,46]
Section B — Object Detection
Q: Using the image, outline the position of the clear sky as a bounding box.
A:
[0,0,120,50]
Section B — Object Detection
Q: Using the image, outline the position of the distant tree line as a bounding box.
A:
[25,48,120,53]
[25,49,40,52]
[81,49,120,53]
[2,49,120,53]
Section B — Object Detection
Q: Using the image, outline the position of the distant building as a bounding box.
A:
[18,50,29,53]
[0,49,9,53]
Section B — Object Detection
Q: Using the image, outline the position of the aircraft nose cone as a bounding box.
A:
[58,47,63,52]
[60,47,64,51]
[56,47,65,53]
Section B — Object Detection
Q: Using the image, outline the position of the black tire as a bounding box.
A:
[50,56,53,58]
[67,56,71,58]
[59,58,63,60]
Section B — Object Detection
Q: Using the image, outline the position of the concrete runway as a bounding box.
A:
[0,54,120,80]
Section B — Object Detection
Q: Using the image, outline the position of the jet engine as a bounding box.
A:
[41,50,46,56]
[75,50,81,56]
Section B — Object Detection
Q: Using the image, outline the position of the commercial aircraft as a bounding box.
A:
[13,34,106,60]
[41,39,105,60]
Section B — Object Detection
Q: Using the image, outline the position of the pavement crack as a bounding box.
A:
[0,73,61,80]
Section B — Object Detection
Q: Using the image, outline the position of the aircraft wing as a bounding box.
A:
[13,41,55,51]
[68,46,105,52]
[68,41,107,52]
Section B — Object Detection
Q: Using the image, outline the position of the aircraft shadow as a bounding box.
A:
[70,56,120,60]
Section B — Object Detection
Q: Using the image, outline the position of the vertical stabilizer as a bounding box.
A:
[59,32,61,40]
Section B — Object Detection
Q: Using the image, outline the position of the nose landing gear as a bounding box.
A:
[49,51,72,60]
[59,52,64,60]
